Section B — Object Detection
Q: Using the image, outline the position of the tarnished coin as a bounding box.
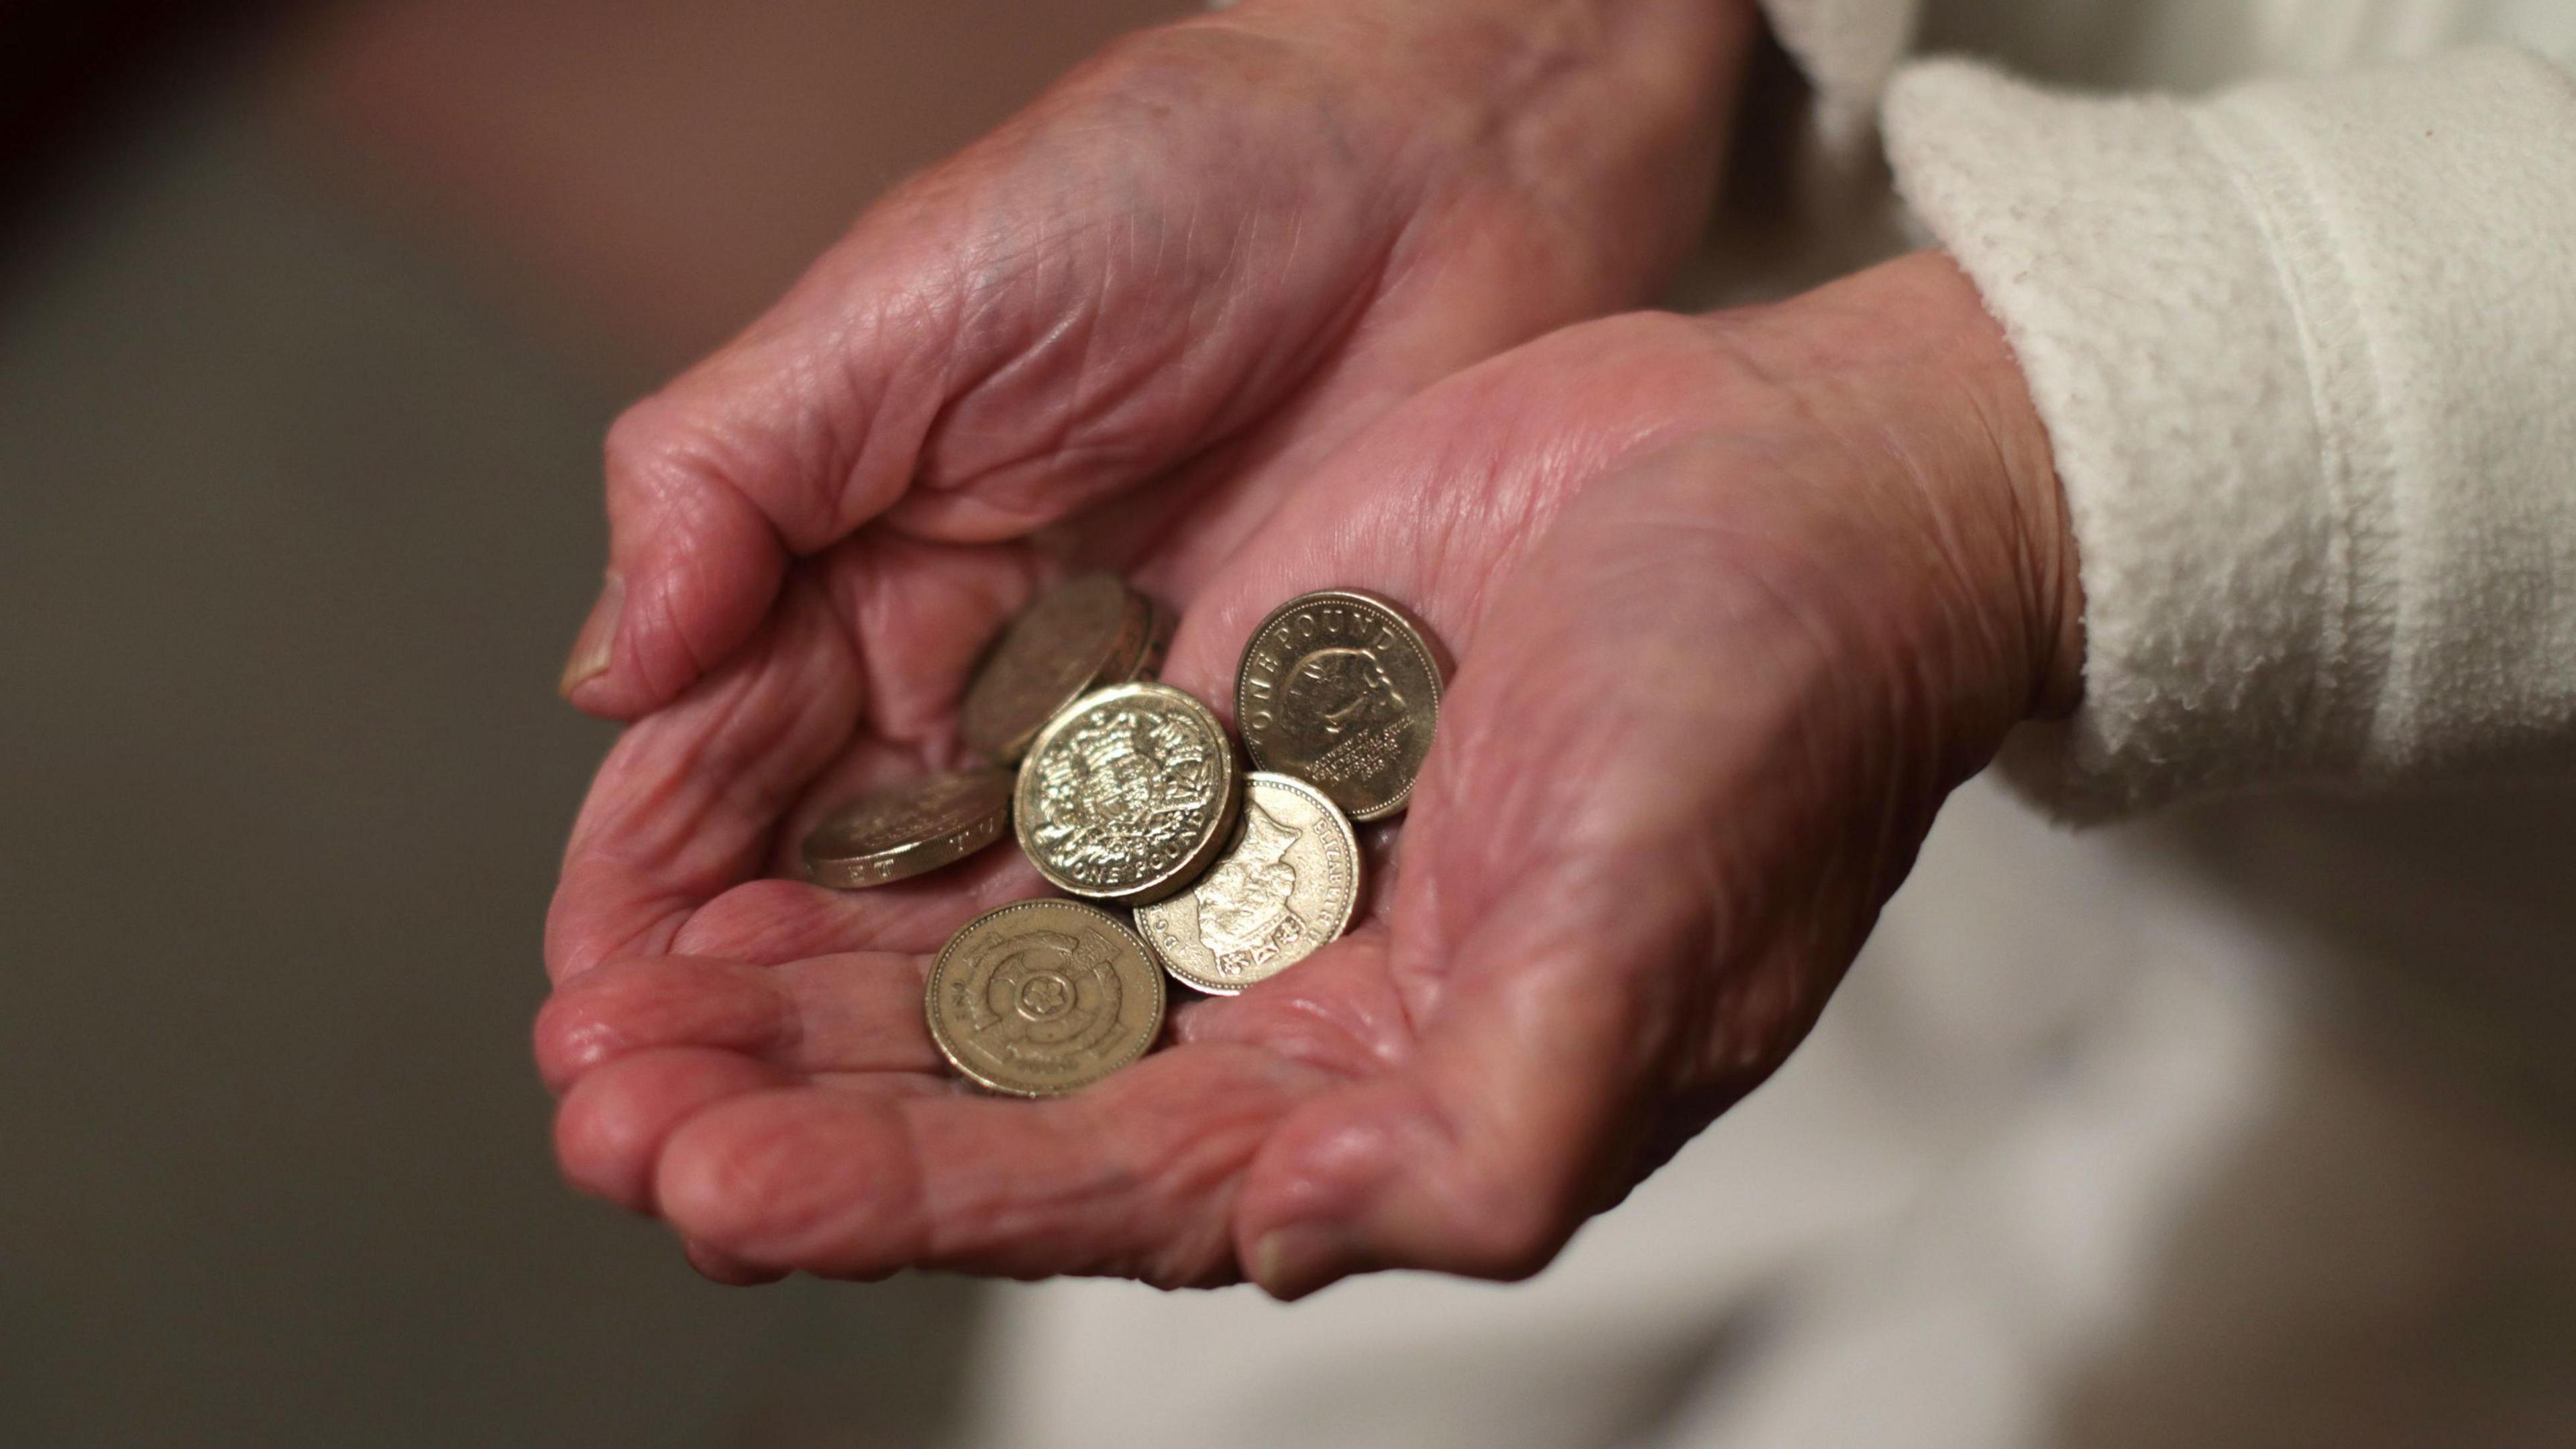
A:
[960,573,1162,763]
[1236,589,1444,821]
[800,768,1012,889]
[1015,682,1239,905]
[1135,773,1360,995]
[1130,593,1175,685]
[926,899,1165,1096]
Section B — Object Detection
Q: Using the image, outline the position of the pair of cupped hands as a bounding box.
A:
[539,0,2082,1297]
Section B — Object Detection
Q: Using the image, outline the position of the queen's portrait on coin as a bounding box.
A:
[1281,646,1409,783]
[1193,802,1309,977]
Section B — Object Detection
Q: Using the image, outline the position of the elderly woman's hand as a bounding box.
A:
[537,252,2083,1293]
[551,0,1753,721]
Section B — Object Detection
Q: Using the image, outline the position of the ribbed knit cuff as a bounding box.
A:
[1886,51,2576,819]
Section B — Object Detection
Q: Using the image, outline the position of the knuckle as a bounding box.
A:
[601,392,708,504]
[604,386,794,536]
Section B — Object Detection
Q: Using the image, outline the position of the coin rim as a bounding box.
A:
[1124,594,1175,686]
[960,572,1147,763]
[1134,771,1362,996]
[924,898,1167,1097]
[1233,588,1446,822]
[1013,680,1242,906]
[800,768,1014,890]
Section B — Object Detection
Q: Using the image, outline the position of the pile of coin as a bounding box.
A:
[798,574,1445,1097]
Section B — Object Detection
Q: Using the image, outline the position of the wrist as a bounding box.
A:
[1205,0,1759,258]
[1893,252,2086,722]
[1708,252,2084,745]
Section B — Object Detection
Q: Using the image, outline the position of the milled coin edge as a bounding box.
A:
[923,898,1167,1097]
[800,769,1014,890]
[804,806,1008,889]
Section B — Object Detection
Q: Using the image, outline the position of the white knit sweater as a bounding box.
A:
[1763,0,2576,819]
[976,11,2576,1448]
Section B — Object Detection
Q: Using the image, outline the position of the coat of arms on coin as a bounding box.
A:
[1014,682,1240,905]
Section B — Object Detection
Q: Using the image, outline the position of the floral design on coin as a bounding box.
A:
[800,767,1012,889]
[1236,590,1445,821]
[1135,773,1360,995]
[1014,683,1238,904]
[926,900,1164,1096]
[959,573,1161,763]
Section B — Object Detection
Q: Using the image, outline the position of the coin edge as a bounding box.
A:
[960,573,1144,763]
[800,770,1014,889]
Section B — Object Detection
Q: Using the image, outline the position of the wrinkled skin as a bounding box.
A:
[555,0,1756,718]
[541,239,2083,1294]
[544,0,1764,1289]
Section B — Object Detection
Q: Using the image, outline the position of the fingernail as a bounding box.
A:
[558,572,625,699]
[1251,1222,1361,1301]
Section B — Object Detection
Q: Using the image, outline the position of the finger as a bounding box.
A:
[808,531,1044,748]
[545,573,859,983]
[682,1238,788,1287]
[550,1049,956,1218]
[548,535,1038,984]
[535,953,944,1093]
[558,37,1410,719]
[554,1046,794,1213]
[651,1045,1338,1285]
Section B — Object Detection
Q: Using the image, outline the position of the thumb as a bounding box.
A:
[1230,843,1700,1297]
[552,40,1411,718]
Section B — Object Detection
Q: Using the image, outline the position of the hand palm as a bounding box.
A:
[541,266,2064,1295]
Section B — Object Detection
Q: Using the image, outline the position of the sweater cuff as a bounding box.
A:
[1885,50,2576,819]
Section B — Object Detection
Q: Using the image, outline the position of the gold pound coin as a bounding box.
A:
[1128,594,1175,686]
[961,573,1163,763]
[1014,682,1240,906]
[926,900,1165,1096]
[1235,589,1444,822]
[1135,773,1360,995]
[800,768,1013,888]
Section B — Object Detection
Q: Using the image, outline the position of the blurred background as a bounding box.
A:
[17,5,2576,1448]
[0,2,1183,1444]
